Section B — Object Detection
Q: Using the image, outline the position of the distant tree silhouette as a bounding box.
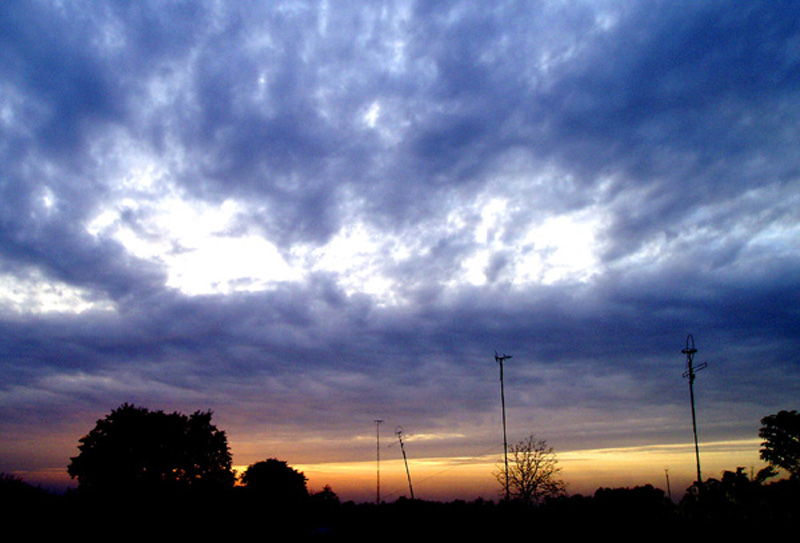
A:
[497,434,565,505]
[67,403,235,495]
[592,485,674,529]
[759,409,800,478]
[309,484,341,530]
[241,458,308,503]
[680,467,779,524]
[311,484,340,506]
[1,473,53,504]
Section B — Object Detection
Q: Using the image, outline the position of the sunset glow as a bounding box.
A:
[1,1,797,502]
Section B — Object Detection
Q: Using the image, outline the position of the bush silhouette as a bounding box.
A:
[241,458,308,504]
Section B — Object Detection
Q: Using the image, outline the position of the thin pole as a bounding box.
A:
[665,469,672,502]
[375,419,383,504]
[688,369,701,483]
[496,352,512,501]
[396,427,414,500]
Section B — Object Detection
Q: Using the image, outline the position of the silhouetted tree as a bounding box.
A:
[311,484,340,506]
[497,434,565,505]
[679,467,775,524]
[592,485,674,529]
[759,409,800,478]
[67,403,234,495]
[1,473,53,504]
[241,458,308,503]
[308,484,341,532]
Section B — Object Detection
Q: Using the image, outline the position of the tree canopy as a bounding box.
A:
[241,458,308,503]
[67,403,235,495]
[759,409,800,478]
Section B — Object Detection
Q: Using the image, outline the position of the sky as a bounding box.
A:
[1,0,799,503]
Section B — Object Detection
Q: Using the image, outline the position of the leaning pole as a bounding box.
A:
[495,351,512,501]
[682,334,706,485]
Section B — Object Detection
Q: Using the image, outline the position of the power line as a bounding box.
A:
[380,443,502,501]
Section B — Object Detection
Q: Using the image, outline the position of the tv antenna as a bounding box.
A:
[682,334,707,485]
[495,351,512,501]
[395,426,415,500]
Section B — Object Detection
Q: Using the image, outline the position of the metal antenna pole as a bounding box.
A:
[396,426,415,500]
[375,419,383,504]
[665,469,672,502]
[682,334,706,485]
[495,351,512,501]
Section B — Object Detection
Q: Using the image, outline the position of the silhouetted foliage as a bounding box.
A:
[497,434,565,505]
[679,466,800,528]
[0,474,64,533]
[753,464,778,484]
[573,485,675,533]
[3,474,799,537]
[759,409,800,478]
[67,403,234,496]
[241,458,308,503]
[2,472,34,495]
[311,484,340,506]
[594,484,672,513]
[14,407,800,536]
[1,473,54,506]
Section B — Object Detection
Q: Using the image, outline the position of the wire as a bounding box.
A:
[381,444,502,501]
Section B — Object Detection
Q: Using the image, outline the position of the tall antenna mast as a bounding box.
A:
[682,334,707,485]
[495,351,512,501]
[375,419,383,504]
[396,426,415,500]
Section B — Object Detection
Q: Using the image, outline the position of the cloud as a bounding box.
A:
[1,1,799,492]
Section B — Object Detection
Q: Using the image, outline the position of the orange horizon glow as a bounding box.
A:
[267,438,765,503]
[14,438,765,503]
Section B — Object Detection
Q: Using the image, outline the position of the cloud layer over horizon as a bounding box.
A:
[2,1,798,489]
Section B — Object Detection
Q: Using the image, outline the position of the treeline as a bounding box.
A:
[2,405,797,538]
[2,471,798,538]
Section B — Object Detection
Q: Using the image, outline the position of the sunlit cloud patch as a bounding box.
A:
[1,0,798,499]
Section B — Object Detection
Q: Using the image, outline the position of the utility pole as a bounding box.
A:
[375,419,383,504]
[396,426,415,500]
[495,351,512,501]
[665,469,672,502]
[682,334,706,485]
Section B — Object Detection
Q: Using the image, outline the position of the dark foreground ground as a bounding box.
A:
[3,477,798,540]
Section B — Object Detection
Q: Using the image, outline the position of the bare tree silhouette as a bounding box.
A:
[496,434,565,505]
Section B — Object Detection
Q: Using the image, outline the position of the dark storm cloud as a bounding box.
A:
[1,0,799,481]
